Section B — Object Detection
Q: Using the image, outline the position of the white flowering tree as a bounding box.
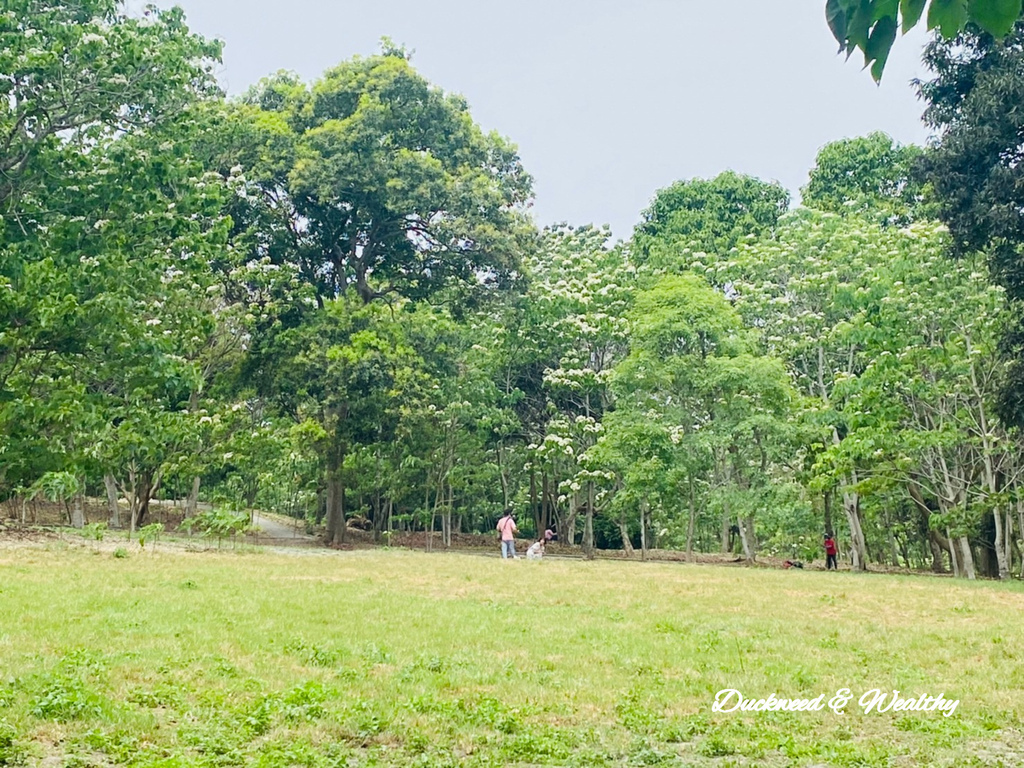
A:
[690,208,1023,576]
[815,236,1021,579]
[0,1,227,509]
[516,225,634,554]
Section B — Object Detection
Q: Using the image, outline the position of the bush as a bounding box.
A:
[80,523,107,542]
[181,509,251,545]
[137,523,164,549]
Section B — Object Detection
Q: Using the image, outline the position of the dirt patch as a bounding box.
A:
[0,497,186,530]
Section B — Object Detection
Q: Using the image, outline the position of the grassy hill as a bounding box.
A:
[0,542,1021,766]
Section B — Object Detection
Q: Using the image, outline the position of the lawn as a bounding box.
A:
[1,541,1022,767]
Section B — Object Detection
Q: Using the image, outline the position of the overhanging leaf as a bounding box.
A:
[900,0,928,31]
[847,0,875,57]
[867,17,899,79]
[827,0,848,47]
[968,0,1022,35]
[873,0,900,22]
[928,0,969,37]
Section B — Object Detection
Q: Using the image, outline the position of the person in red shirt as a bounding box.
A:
[824,533,838,570]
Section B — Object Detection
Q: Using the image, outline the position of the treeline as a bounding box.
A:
[4,2,1024,579]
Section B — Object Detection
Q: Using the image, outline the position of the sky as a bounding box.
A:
[152,0,934,240]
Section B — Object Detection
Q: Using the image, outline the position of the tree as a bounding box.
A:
[632,172,790,269]
[522,226,633,555]
[199,47,535,543]
[916,23,1024,425]
[220,46,534,306]
[803,132,926,224]
[0,0,220,207]
[702,209,944,569]
[815,232,1014,579]
[607,274,799,563]
[0,5,228,505]
[824,0,1024,81]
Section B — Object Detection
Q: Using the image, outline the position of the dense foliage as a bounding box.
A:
[7,1,1024,580]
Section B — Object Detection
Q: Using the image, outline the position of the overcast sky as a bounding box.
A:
[156,0,934,239]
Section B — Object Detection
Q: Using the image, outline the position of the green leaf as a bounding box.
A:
[873,0,900,22]
[900,0,928,31]
[866,16,898,79]
[827,0,848,48]
[928,0,969,36]
[847,0,875,56]
[967,0,1022,35]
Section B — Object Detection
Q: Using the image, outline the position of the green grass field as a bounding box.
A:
[1,541,1022,767]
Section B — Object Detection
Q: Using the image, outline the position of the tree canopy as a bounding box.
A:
[8,0,1024,585]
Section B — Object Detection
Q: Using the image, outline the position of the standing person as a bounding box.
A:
[496,509,518,559]
[824,532,838,570]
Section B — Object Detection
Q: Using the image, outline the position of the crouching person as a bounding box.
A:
[526,530,553,560]
[526,537,545,560]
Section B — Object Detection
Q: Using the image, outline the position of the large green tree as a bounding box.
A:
[916,23,1024,424]
[632,172,790,269]
[0,1,227,511]
[802,132,926,224]
[217,48,533,307]
[207,48,535,542]
[0,0,220,207]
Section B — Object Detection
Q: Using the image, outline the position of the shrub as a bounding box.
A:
[181,509,251,546]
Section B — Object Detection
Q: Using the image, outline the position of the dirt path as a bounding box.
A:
[251,511,317,544]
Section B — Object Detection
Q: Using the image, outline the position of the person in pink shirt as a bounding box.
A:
[496,509,518,559]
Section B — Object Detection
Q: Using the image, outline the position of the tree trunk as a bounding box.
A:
[640,501,648,562]
[993,506,1009,581]
[1018,501,1024,579]
[928,530,947,574]
[686,475,697,563]
[185,476,200,518]
[427,482,441,551]
[135,470,154,528]
[842,486,868,571]
[583,482,595,560]
[324,442,345,546]
[541,472,550,539]
[739,515,756,563]
[563,495,577,548]
[71,488,85,529]
[619,512,634,558]
[946,527,960,578]
[1005,510,1014,582]
[497,444,509,510]
[823,489,834,538]
[325,470,338,543]
[442,482,453,549]
[104,474,120,528]
[530,469,539,535]
[124,464,139,538]
[720,504,730,553]
[958,535,976,580]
